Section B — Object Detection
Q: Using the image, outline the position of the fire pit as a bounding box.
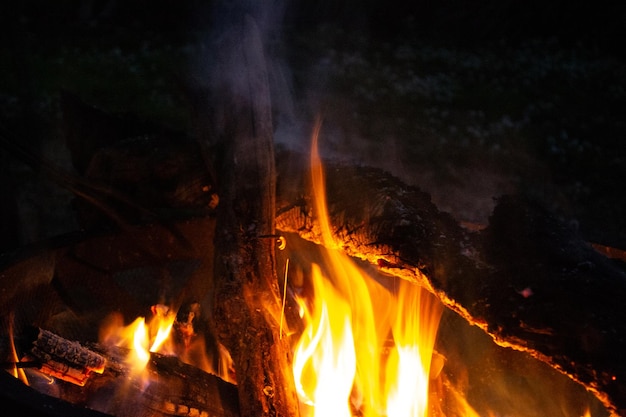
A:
[0,210,615,417]
[1,103,623,416]
[2,4,625,417]
[2,105,622,417]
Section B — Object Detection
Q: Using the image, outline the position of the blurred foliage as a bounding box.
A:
[1,0,625,249]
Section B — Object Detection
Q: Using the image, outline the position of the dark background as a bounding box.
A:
[1,0,625,254]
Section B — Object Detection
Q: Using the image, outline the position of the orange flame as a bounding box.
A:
[293,263,356,417]
[149,304,177,354]
[384,279,443,417]
[7,316,28,385]
[99,306,176,374]
[292,118,446,416]
[128,317,150,370]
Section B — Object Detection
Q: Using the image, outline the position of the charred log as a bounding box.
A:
[274,148,626,416]
[209,15,300,417]
[0,216,242,416]
[24,327,106,386]
[4,98,625,414]
[0,369,111,417]
[1,16,623,414]
[2,327,239,417]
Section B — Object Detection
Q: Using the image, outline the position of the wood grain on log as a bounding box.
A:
[274,149,626,416]
[210,15,300,417]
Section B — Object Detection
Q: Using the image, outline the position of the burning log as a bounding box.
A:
[5,99,623,414]
[25,327,106,386]
[209,14,300,417]
[4,88,624,414]
[1,9,623,415]
[0,213,241,416]
[274,148,626,416]
[2,326,240,417]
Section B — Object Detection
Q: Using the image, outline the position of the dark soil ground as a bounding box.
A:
[1,0,625,254]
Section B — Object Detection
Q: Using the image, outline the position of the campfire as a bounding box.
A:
[1,10,625,417]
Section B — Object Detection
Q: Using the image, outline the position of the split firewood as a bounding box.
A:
[24,327,106,386]
[274,148,626,416]
[5,326,240,417]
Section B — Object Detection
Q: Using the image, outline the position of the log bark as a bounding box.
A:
[274,149,626,417]
[210,15,300,417]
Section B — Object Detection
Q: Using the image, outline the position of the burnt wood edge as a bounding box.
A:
[209,13,300,417]
[274,148,626,416]
[2,333,241,417]
[0,370,113,417]
[0,141,623,415]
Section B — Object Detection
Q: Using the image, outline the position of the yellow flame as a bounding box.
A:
[292,118,446,416]
[148,305,177,354]
[385,280,443,417]
[129,317,150,369]
[7,316,28,385]
[99,307,177,374]
[293,263,356,417]
[97,305,234,382]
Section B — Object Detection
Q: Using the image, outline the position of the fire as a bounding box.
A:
[286,120,613,417]
[7,317,28,385]
[99,305,176,373]
[292,119,446,416]
[2,118,606,417]
[384,279,443,417]
[293,263,357,417]
[127,317,151,370]
[97,304,236,383]
[148,304,177,354]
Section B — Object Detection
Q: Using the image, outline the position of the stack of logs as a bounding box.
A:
[0,9,625,417]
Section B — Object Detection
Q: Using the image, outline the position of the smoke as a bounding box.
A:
[194,1,521,227]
